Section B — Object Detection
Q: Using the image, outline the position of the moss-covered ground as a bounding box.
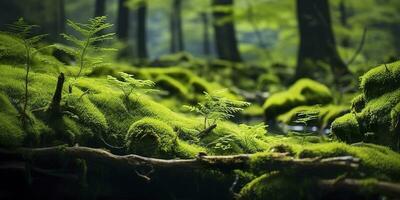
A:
[1,33,400,200]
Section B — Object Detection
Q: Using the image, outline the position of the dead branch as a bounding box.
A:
[346,28,367,66]
[0,146,358,173]
[48,73,65,116]
[198,124,217,137]
[319,178,400,197]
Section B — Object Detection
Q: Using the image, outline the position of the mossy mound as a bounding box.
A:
[125,118,177,157]
[239,141,400,200]
[331,61,400,149]
[361,61,400,100]
[239,173,318,200]
[0,94,24,147]
[263,78,333,121]
[131,67,240,101]
[277,105,349,128]
[0,64,268,156]
[0,33,65,73]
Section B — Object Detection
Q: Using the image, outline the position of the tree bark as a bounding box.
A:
[0,146,359,172]
[212,0,242,62]
[201,12,211,57]
[137,1,148,61]
[295,0,350,83]
[339,0,351,47]
[116,0,129,41]
[48,73,65,116]
[94,0,106,18]
[319,178,400,198]
[56,0,66,42]
[170,0,184,53]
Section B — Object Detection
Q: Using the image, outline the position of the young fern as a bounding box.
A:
[293,107,320,133]
[58,16,115,91]
[4,18,49,124]
[184,90,250,129]
[107,72,157,101]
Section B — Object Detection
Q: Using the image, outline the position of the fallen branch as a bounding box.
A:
[346,28,367,66]
[198,124,217,137]
[48,73,65,116]
[0,146,359,172]
[319,178,400,197]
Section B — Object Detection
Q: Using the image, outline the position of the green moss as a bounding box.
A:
[360,61,400,100]
[391,102,400,131]
[331,113,362,143]
[242,104,264,117]
[0,94,24,148]
[65,89,109,134]
[0,33,65,72]
[351,94,365,113]
[257,73,281,92]
[175,139,206,158]
[277,105,348,127]
[132,67,241,102]
[331,63,400,148]
[125,118,177,157]
[239,172,317,200]
[155,75,192,99]
[263,78,333,120]
[249,141,400,180]
[155,52,198,66]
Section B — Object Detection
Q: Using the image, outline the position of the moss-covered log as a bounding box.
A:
[0,145,359,172]
[318,178,400,198]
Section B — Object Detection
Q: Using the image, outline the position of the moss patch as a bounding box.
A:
[125,117,177,157]
[277,104,349,127]
[263,78,333,121]
[332,61,400,149]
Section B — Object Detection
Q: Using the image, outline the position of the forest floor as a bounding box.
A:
[0,32,400,200]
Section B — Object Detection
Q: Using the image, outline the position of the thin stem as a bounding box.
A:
[76,31,94,80]
[70,33,92,93]
[76,36,91,79]
[204,116,208,129]
[22,41,31,124]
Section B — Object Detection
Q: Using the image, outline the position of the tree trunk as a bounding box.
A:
[295,0,350,84]
[116,0,129,41]
[48,73,65,117]
[201,12,211,57]
[94,0,106,18]
[212,0,242,62]
[170,0,184,53]
[56,0,66,42]
[137,1,148,61]
[339,0,351,47]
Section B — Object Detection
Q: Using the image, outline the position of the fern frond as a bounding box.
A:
[53,43,79,57]
[62,16,115,81]
[108,72,157,99]
[66,20,90,36]
[61,33,84,47]
[184,89,249,128]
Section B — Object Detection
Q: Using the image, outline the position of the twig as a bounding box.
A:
[0,146,359,172]
[346,28,367,66]
[319,178,400,197]
[198,124,217,137]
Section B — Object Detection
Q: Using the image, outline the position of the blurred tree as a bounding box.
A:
[212,0,242,62]
[136,0,148,61]
[117,0,130,41]
[338,0,352,47]
[0,0,22,29]
[56,0,66,42]
[94,0,106,18]
[201,12,211,57]
[295,0,350,84]
[170,0,184,53]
